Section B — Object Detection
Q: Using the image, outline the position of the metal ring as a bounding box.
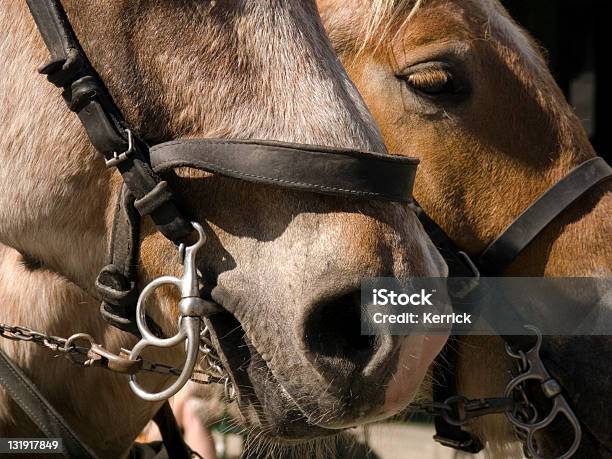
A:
[136,276,184,348]
[441,396,469,426]
[521,404,582,459]
[129,317,201,402]
[64,333,95,352]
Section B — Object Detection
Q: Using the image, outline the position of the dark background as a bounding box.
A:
[502,0,609,163]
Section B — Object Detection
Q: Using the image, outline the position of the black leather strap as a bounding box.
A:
[0,350,98,459]
[96,188,141,333]
[153,402,193,459]
[150,139,418,202]
[432,339,484,454]
[413,212,474,277]
[26,0,194,244]
[478,157,612,274]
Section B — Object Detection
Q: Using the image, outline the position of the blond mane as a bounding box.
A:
[351,0,424,56]
[363,0,422,42]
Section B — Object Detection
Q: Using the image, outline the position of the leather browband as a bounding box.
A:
[149,139,418,202]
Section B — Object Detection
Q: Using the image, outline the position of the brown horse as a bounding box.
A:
[0,1,448,457]
[319,0,610,457]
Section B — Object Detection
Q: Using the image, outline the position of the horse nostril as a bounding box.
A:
[303,290,377,370]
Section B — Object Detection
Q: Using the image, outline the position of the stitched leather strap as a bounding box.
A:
[478,157,612,274]
[150,139,418,202]
[0,350,98,459]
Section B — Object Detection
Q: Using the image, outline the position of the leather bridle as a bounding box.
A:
[412,157,611,458]
[27,0,418,391]
[1,1,610,458]
[0,0,419,457]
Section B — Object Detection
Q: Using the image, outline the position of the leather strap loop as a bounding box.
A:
[39,49,86,88]
[95,264,138,308]
[66,76,100,112]
[99,303,140,335]
[134,181,174,217]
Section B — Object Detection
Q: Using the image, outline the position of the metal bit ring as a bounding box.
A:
[128,222,207,402]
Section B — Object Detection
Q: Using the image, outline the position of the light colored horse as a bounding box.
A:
[0,1,448,457]
[319,0,610,457]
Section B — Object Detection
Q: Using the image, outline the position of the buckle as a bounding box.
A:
[105,129,135,168]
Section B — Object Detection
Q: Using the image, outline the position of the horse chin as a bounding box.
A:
[206,311,341,442]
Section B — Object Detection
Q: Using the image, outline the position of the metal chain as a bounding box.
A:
[408,395,517,426]
[1,323,69,352]
[0,322,235,401]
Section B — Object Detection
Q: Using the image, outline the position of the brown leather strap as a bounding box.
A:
[150,139,418,202]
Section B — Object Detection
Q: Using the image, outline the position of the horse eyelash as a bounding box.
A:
[406,68,453,91]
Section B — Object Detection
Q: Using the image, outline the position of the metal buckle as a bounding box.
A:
[128,222,208,401]
[105,129,135,168]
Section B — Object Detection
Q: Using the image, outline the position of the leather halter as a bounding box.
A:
[9,0,419,456]
[26,0,418,331]
[11,1,611,458]
[417,156,611,454]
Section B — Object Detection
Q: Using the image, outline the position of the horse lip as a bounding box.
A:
[204,310,345,439]
[204,312,248,398]
[204,309,358,428]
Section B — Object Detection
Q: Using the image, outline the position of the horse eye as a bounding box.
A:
[404,68,455,96]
